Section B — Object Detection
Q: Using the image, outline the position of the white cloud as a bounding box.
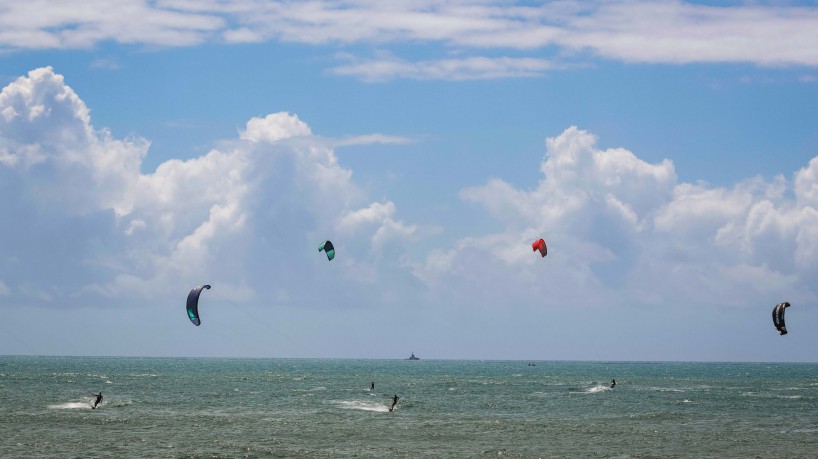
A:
[339,201,397,232]
[334,133,415,148]
[558,1,818,66]
[5,65,818,361]
[240,113,311,144]
[0,0,223,50]
[420,125,818,311]
[0,67,417,307]
[372,217,417,252]
[338,201,417,255]
[0,67,147,213]
[2,1,818,80]
[460,126,676,230]
[331,53,556,82]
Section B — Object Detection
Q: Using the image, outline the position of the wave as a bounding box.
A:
[648,387,685,393]
[569,384,610,395]
[48,401,93,410]
[629,411,686,421]
[586,384,610,394]
[334,400,390,413]
[304,386,327,392]
[296,387,326,397]
[109,399,134,408]
[742,392,804,399]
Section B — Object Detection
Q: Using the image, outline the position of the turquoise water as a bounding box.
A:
[2,357,818,458]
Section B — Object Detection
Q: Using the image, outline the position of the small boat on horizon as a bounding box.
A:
[407,352,420,360]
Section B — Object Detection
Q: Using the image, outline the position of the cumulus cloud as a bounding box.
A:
[0,67,415,308]
[4,66,818,349]
[337,201,417,260]
[2,1,818,80]
[416,126,818,311]
[339,202,397,232]
[240,112,311,144]
[0,67,147,214]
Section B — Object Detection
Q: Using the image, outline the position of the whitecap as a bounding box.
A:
[334,400,390,413]
[650,387,684,393]
[48,401,91,410]
[569,384,610,395]
[586,384,610,394]
[294,386,326,393]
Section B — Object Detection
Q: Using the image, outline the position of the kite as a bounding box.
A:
[186,285,211,326]
[772,302,790,336]
[319,240,335,261]
[532,239,547,257]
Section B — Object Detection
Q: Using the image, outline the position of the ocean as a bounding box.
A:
[1,356,817,458]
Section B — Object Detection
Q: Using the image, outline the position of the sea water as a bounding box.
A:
[1,356,817,458]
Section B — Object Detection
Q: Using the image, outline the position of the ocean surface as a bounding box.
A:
[1,357,817,458]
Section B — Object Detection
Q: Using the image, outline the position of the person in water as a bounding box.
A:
[610,379,616,389]
[389,394,399,412]
[92,392,103,409]
[371,382,375,391]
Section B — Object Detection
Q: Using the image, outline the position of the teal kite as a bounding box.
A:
[186,285,211,326]
[319,240,335,261]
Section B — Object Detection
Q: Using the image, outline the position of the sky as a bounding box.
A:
[1,0,818,361]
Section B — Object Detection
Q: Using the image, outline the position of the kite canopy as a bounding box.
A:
[532,239,547,257]
[319,240,335,261]
[772,302,790,336]
[186,285,211,326]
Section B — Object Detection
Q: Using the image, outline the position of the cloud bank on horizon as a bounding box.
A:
[1,66,817,323]
[1,1,818,81]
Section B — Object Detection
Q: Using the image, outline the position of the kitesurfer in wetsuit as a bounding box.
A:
[389,394,399,412]
[610,379,616,389]
[92,392,103,409]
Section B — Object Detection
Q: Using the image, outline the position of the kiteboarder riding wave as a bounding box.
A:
[92,392,103,409]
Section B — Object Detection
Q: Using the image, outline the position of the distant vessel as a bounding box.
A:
[407,352,420,360]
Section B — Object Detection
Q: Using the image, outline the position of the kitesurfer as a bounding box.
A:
[92,392,103,409]
[389,394,399,412]
[610,379,616,389]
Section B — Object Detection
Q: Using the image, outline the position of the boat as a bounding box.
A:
[407,352,420,360]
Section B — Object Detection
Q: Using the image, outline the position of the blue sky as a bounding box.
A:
[2,0,818,361]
